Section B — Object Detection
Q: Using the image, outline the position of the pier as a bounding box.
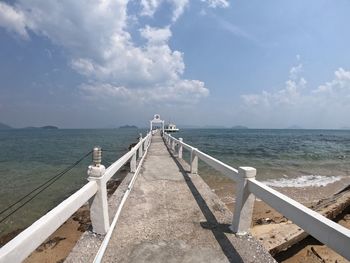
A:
[95,132,273,262]
[0,115,350,262]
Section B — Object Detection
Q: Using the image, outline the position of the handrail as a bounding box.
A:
[0,181,98,262]
[0,132,152,263]
[163,132,350,260]
[248,179,350,258]
[104,136,149,182]
[164,133,239,180]
[195,150,239,180]
[170,136,193,151]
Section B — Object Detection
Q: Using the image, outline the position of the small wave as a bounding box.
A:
[262,175,343,188]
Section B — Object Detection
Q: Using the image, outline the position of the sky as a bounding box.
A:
[0,0,350,129]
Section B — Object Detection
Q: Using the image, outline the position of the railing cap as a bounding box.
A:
[238,167,256,178]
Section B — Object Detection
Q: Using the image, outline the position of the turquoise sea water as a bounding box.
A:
[0,128,145,237]
[1,128,350,237]
[175,129,350,182]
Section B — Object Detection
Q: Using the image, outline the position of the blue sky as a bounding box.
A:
[0,0,350,128]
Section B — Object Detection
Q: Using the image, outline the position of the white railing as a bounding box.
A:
[0,132,152,263]
[163,132,350,260]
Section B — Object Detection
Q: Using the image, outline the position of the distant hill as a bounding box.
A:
[0,122,12,129]
[119,125,138,129]
[231,125,249,129]
[23,126,58,130]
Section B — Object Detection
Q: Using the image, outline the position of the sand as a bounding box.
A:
[24,208,87,263]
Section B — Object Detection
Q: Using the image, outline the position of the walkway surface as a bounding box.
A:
[101,134,275,263]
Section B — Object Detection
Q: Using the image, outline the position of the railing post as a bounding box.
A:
[87,146,109,234]
[190,148,198,174]
[171,138,175,151]
[178,138,183,159]
[130,152,137,172]
[138,133,143,158]
[230,167,256,235]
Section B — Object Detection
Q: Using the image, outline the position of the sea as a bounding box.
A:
[1,128,350,237]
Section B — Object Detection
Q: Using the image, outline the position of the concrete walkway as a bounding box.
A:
[102,134,275,263]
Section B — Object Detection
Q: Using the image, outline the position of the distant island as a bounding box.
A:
[231,125,249,129]
[119,125,138,129]
[23,125,59,130]
[0,122,12,129]
[0,122,58,130]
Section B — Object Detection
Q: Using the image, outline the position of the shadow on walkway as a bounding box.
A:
[165,143,243,263]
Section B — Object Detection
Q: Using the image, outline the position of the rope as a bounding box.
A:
[0,150,92,224]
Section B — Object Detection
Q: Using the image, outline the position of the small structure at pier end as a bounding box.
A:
[149,114,164,133]
[164,123,179,132]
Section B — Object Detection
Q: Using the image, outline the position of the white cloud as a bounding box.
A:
[314,68,350,95]
[80,79,209,104]
[241,62,350,128]
[140,26,172,44]
[289,63,303,80]
[0,0,209,104]
[170,0,189,22]
[140,0,163,17]
[242,63,306,107]
[140,0,189,22]
[140,0,228,22]
[0,2,28,38]
[202,0,230,8]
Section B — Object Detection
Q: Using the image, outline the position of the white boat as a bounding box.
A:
[164,123,179,132]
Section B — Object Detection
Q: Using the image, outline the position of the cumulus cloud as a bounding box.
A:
[241,61,350,128]
[242,63,306,107]
[313,68,350,96]
[140,0,189,22]
[140,26,172,44]
[0,0,209,104]
[0,2,28,38]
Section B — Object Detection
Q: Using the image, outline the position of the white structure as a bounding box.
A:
[164,123,179,132]
[150,114,164,133]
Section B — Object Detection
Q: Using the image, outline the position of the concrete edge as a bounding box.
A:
[64,171,136,263]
